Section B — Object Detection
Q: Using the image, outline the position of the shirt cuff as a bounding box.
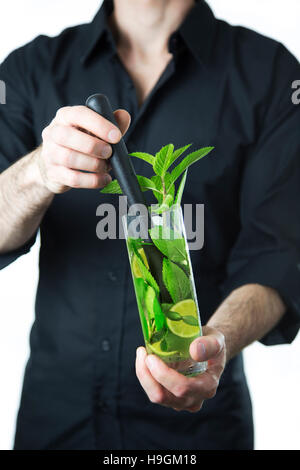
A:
[221,251,300,345]
[0,233,37,270]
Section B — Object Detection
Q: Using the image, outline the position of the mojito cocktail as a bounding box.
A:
[124,205,207,377]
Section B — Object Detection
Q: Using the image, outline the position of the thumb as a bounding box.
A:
[189,326,225,362]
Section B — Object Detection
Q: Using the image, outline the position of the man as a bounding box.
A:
[0,0,299,450]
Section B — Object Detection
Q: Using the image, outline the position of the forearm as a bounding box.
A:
[0,147,53,253]
[0,105,128,254]
[207,284,286,361]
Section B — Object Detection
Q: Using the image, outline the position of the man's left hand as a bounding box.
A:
[135,326,226,412]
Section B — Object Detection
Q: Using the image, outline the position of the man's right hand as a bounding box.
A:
[36,105,131,194]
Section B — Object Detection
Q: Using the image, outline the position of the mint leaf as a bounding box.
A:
[165,310,182,321]
[130,152,155,165]
[166,143,192,170]
[178,259,190,277]
[153,294,166,330]
[153,144,174,178]
[127,237,152,252]
[164,172,175,199]
[149,327,166,344]
[145,285,165,330]
[137,175,162,195]
[101,175,162,196]
[181,315,199,326]
[100,179,122,194]
[151,175,163,204]
[161,303,173,311]
[134,278,149,341]
[153,145,168,177]
[149,225,187,263]
[133,247,160,295]
[162,258,191,303]
[168,146,214,189]
[174,169,188,206]
[145,285,156,320]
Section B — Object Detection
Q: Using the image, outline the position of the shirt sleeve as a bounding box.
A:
[0,44,38,269]
[221,44,300,345]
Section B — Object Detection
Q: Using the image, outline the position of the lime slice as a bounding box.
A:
[147,340,179,358]
[132,248,149,278]
[167,299,200,338]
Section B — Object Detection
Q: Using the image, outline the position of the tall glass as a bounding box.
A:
[123,205,207,377]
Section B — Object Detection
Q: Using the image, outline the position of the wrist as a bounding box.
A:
[25,147,54,200]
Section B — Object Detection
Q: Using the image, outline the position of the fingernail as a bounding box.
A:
[136,348,141,359]
[108,128,121,143]
[146,355,156,371]
[197,342,206,360]
[102,145,112,158]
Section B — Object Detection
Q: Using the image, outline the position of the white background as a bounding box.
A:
[0,0,299,450]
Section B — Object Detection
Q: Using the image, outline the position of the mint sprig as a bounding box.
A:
[101,143,214,211]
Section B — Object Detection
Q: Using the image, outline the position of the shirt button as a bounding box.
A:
[101,339,111,352]
[108,271,117,282]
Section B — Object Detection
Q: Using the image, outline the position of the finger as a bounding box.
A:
[136,348,168,404]
[146,351,220,402]
[48,165,112,189]
[137,349,209,410]
[45,125,112,159]
[136,348,186,408]
[185,403,204,413]
[55,106,123,143]
[78,110,131,139]
[189,326,225,363]
[114,109,131,136]
[190,326,226,384]
[145,354,199,399]
[51,145,110,173]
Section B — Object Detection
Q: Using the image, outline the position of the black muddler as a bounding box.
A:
[86,94,146,209]
[85,94,171,303]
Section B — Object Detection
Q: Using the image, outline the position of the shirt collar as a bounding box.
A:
[178,0,217,65]
[80,0,114,65]
[80,0,216,66]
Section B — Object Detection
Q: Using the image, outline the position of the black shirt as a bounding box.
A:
[0,0,299,450]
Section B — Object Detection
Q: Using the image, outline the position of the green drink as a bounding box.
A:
[102,141,214,376]
[124,205,207,377]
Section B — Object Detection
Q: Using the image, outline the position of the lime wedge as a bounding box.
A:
[132,248,149,278]
[147,341,179,358]
[167,299,200,338]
